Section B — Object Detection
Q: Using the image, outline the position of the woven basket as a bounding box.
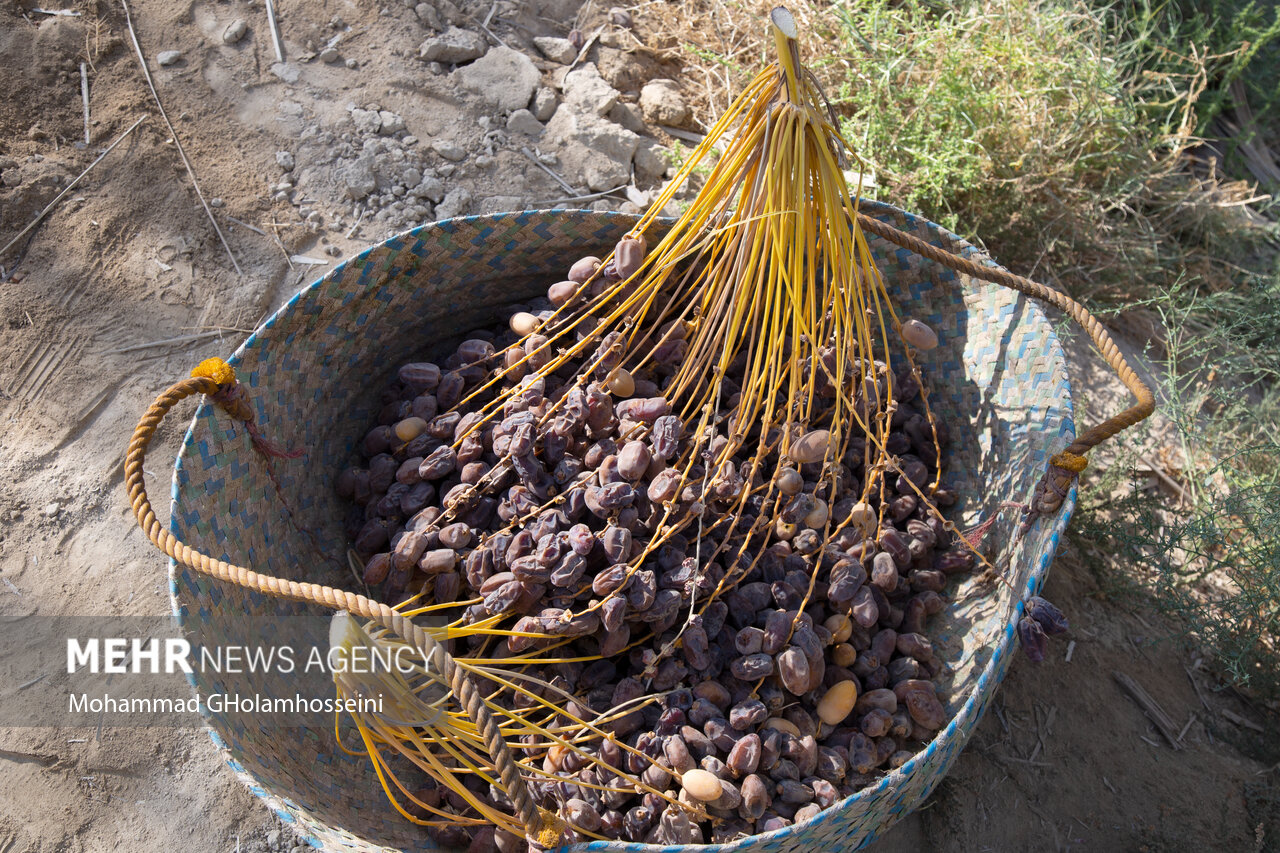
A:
[168,205,1076,852]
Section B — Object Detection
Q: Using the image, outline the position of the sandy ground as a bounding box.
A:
[1,0,1277,851]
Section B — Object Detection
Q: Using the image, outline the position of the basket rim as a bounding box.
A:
[167,204,1078,853]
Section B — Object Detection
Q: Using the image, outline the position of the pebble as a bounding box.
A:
[43,503,60,518]
[222,19,248,44]
[634,139,668,182]
[418,27,487,64]
[270,62,300,83]
[640,79,690,126]
[320,47,341,64]
[506,109,544,137]
[454,46,540,113]
[156,50,183,67]
[531,87,558,122]
[432,139,465,161]
[609,101,647,134]
[378,111,405,135]
[435,187,471,219]
[414,2,440,27]
[275,151,295,171]
[533,36,577,64]
[562,65,620,118]
[351,108,383,135]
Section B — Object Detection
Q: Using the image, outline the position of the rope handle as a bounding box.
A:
[125,361,561,847]
[126,213,1147,840]
[857,213,1156,527]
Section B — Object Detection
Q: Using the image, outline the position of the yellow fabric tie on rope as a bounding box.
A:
[535,809,566,848]
[191,356,237,389]
[1049,450,1089,474]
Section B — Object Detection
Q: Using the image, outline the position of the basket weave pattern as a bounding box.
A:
[169,205,1076,852]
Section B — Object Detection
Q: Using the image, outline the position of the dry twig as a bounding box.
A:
[119,0,243,275]
[0,115,147,262]
[521,146,576,195]
[80,62,90,145]
[1221,708,1265,733]
[264,0,285,62]
[1114,670,1184,749]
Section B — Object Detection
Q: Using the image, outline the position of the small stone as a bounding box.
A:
[532,36,576,64]
[222,19,248,44]
[543,109,640,191]
[351,108,383,135]
[319,47,341,64]
[640,78,690,126]
[435,187,472,219]
[265,830,281,847]
[432,139,465,161]
[345,58,359,69]
[531,87,558,122]
[156,50,183,67]
[403,135,418,146]
[270,62,300,83]
[378,111,405,135]
[608,101,646,134]
[562,65,620,117]
[414,174,446,202]
[275,151,295,171]
[633,139,668,181]
[418,26,487,64]
[414,2,441,27]
[474,154,495,168]
[453,46,540,113]
[43,503,60,518]
[506,109,544,136]
[209,197,224,208]
[341,155,377,200]
[2,169,23,188]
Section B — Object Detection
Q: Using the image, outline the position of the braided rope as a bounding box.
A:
[125,375,554,844]
[857,213,1156,459]
[127,215,1151,840]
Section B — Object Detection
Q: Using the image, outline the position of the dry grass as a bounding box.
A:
[638,0,1273,309]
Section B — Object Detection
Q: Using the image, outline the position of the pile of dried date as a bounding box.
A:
[335,247,980,848]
